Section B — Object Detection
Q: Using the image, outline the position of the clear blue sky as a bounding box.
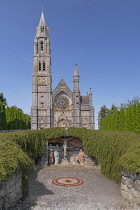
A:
[0,0,140,129]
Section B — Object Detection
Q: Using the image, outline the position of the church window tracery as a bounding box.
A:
[55,95,69,110]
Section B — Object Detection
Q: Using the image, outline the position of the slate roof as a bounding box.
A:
[53,79,72,98]
[81,96,90,104]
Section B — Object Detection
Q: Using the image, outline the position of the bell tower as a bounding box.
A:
[31,11,52,130]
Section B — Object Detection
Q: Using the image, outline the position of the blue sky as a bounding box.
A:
[0,0,140,129]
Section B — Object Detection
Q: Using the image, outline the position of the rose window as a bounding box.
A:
[56,96,69,110]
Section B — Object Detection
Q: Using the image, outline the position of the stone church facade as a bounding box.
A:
[31,11,95,130]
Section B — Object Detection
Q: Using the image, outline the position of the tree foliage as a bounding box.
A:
[98,105,109,129]
[0,102,7,130]
[0,93,30,130]
[0,93,7,106]
[99,97,140,133]
[6,106,30,130]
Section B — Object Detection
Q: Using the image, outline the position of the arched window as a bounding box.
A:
[39,61,41,71]
[40,41,43,51]
[43,61,45,71]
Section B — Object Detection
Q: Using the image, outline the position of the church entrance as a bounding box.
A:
[46,137,83,165]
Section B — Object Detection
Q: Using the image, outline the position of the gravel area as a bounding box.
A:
[10,165,140,210]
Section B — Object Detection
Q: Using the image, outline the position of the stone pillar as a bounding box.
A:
[45,140,48,166]
[61,139,69,165]
[63,139,67,160]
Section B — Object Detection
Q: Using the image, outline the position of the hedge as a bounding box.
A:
[0,127,66,197]
[67,128,140,182]
[1,127,140,196]
[0,135,33,197]
[100,102,140,134]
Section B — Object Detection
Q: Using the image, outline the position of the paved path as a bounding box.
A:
[11,165,139,210]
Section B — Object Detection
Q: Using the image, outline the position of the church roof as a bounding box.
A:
[53,79,72,98]
[81,96,90,104]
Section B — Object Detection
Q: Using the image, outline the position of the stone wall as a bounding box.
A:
[84,155,101,171]
[0,171,22,209]
[121,169,140,206]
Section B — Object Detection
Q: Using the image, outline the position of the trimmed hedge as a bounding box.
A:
[0,136,32,183]
[0,135,33,198]
[0,127,66,198]
[2,127,66,160]
[1,127,140,196]
[67,128,140,182]
[100,102,140,134]
[0,127,66,182]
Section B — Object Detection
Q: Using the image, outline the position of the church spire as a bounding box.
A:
[74,64,79,76]
[73,64,80,92]
[89,88,92,95]
[35,11,49,39]
[39,11,46,26]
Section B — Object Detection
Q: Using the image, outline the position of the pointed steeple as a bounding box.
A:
[74,64,79,76]
[89,88,93,107]
[89,88,92,95]
[73,64,80,92]
[39,11,46,26]
[36,11,49,39]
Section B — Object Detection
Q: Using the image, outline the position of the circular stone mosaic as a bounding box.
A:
[52,177,84,187]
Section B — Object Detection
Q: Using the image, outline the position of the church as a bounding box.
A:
[31,11,95,130]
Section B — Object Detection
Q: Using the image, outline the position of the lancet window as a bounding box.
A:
[40,41,43,51]
[39,61,41,71]
[43,61,46,71]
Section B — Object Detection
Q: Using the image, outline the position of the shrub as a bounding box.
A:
[1,126,140,196]
[67,128,140,182]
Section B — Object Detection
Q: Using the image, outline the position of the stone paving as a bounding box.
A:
[10,165,140,210]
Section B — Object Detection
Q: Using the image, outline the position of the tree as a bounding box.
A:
[98,105,110,129]
[0,102,7,130]
[0,93,7,106]
[6,106,30,130]
[109,104,119,114]
[127,97,140,107]
[99,97,140,134]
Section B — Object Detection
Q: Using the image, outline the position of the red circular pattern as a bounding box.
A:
[52,177,84,187]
